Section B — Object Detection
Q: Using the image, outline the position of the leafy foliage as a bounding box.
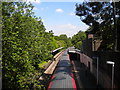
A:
[2,2,65,89]
[71,31,86,49]
[55,34,72,48]
[75,1,120,51]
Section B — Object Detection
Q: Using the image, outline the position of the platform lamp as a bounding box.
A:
[106,61,115,90]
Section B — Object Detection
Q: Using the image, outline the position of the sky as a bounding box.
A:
[30,1,89,37]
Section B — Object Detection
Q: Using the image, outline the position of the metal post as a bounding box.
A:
[97,57,99,85]
[112,64,114,90]
[106,61,115,89]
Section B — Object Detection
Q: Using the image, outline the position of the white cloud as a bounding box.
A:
[69,12,75,16]
[60,24,77,29]
[56,8,64,13]
[45,23,88,37]
[33,6,48,12]
[26,0,41,3]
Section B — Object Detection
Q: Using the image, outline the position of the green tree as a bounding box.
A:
[75,1,120,51]
[72,31,86,49]
[59,34,72,47]
[2,2,61,89]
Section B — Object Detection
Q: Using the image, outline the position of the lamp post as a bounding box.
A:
[93,56,99,86]
[106,61,115,90]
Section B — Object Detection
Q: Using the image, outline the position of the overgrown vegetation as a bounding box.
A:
[2,2,71,89]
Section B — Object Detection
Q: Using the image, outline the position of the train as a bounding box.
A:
[48,49,77,89]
